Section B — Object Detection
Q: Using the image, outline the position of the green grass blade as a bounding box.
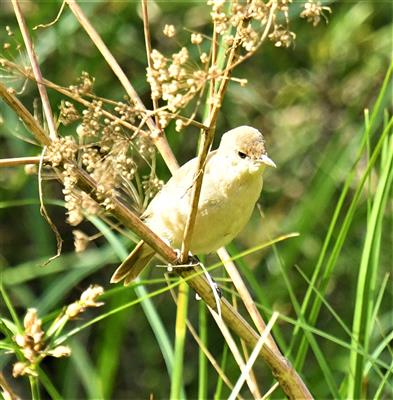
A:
[170,281,189,400]
[96,288,132,399]
[364,329,393,376]
[272,247,339,398]
[373,358,393,400]
[347,132,393,399]
[68,339,104,399]
[214,344,229,400]
[198,301,208,400]
[290,60,393,358]
[294,117,393,371]
[88,217,176,379]
[36,367,63,400]
[0,283,22,331]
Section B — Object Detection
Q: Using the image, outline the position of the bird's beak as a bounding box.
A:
[259,154,276,168]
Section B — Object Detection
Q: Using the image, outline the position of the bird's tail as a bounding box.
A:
[110,240,155,285]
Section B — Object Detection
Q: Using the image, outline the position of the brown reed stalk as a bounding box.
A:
[11,0,57,141]
[0,157,44,167]
[0,81,312,399]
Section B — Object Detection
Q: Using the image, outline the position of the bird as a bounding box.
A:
[110,125,276,285]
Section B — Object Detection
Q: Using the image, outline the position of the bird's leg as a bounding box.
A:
[163,249,200,275]
[177,253,223,300]
[186,253,200,266]
[161,248,222,300]
[172,249,200,268]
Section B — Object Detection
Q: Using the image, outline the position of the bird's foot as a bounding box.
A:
[168,250,200,270]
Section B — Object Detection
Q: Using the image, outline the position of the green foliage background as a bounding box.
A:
[0,1,392,399]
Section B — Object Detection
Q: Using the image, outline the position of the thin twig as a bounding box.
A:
[11,0,57,141]
[209,23,218,116]
[33,0,66,30]
[228,312,280,400]
[0,83,51,146]
[65,0,179,174]
[179,27,241,262]
[142,0,160,130]
[217,247,280,353]
[209,305,263,399]
[38,147,63,264]
[167,279,242,398]
[0,156,46,167]
[233,294,263,399]
[261,382,280,399]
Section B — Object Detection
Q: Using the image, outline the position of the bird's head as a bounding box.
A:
[218,126,276,174]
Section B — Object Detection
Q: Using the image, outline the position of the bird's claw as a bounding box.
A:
[170,250,200,268]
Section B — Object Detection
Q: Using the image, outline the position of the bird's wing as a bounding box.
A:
[110,240,155,284]
[141,150,218,220]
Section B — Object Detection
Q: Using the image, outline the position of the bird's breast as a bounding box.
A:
[146,163,263,255]
[188,171,263,253]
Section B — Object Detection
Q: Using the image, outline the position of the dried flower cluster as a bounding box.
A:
[13,309,71,378]
[209,0,271,50]
[46,137,103,228]
[12,286,104,378]
[145,0,331,130]
[73,229,90,252]
[268,26,296,48]
[163,24,176,38]
[142,175,164,199]
[146,47,208,121]
[39,76,160,233]
[62,162,100,226]
[59,100,80,125]
[65,284,104,318]
[300,0,332,27]
[46,136,78,167]
[69,71,95,96]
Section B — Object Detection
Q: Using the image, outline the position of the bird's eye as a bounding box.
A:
[238,151,247,159]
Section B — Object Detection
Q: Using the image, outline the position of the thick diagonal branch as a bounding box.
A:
[0,82,312,399]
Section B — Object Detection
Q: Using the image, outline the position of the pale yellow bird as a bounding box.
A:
[111,125,276,285]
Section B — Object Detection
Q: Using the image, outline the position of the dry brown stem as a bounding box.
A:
[179,25,241,262]
[167,279,241,397]
[210,305,262,398]
[217,247,281,353]
[11,0,57,141]
[0,372,20,400]
[141,0,160,131]
[0,156,45,167]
